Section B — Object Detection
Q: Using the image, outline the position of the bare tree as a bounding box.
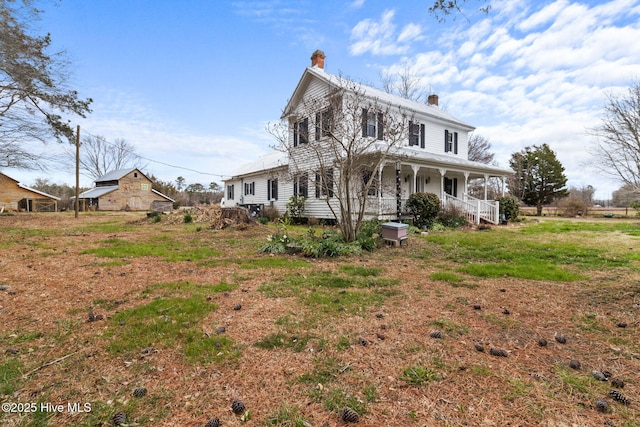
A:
[0,1,92,170]
[589,81,640,193]
[468,133,494,164]
[466,134,499,198]
[67,134,144,181]
[270,75,409,242]
[428,0,492,21]
[381,64,429,104]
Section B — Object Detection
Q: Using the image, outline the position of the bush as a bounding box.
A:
[286,196,306,224]
[183,214,193,223]
[559,197,588,217]
[496,196,519,222]
[356,219,382,252]
[406,192,441,229]
[262,206,281,222]
[436,206,468,228]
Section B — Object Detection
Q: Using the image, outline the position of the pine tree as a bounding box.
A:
[509,143,568,215]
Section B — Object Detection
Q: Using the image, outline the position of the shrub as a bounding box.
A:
[183,213,193,223]
[356,219,382,251]
[262,206,281,222]
[559,197,588,218]
[406,192,441,229]
[496,196,519,222]
[436,205,468,228]
[286,196,306,224]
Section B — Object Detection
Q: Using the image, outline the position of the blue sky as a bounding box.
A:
[8,0,640,199]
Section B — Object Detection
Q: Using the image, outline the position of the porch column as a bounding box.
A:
[439,168,447,201]
[396,160,402,220]
[484,174,489,200]
[501,176,506,197]
[463,172,470,201]
[412,165,420,194]
[377,166,383,218]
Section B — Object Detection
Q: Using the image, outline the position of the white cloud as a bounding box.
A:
[381,0,640,198]
[349,9,422,56]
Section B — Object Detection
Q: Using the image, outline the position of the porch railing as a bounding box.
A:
[443,193,500,224]
[367,194,499,225]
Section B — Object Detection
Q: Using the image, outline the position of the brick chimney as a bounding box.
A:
[428,94,439,106]
[311,50,325,69]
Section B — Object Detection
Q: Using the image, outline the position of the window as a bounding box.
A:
[293,117,309,147]
[362,170,378,196]
[409,122,425,148]
[140,183,149,191]
[361,108,383,140]
[267,178,278,200]
[244,182,255,196]
[293,173,308,198]
[227,185,235,200]
[315,168,334,198]
[315,107,333,140]
[444,130,458,154]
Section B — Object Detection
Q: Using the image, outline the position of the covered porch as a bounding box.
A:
[366,159,510,224]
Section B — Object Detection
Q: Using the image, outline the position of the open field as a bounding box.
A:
[1,211,639,427]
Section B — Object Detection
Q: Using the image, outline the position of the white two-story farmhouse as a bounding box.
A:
[224,50,512,224]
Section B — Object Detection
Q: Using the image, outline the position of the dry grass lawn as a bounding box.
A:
[0,211,639,427]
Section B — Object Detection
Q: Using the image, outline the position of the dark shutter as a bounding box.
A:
[327,168,334,197]
[293,122,298,147]
[408,121,415,146]
[362,108,367,137]
[315,113,321,140]
[267,180,271,200]
[444,130,449,152]
[293,176,298,197]
[420,124,425,148]
[273,179,278,200]
[300,173,308,198]
[315,173,320,198]
[377,112,384,140]
[454,132,458,154]
[453,178,458,197]
[302,118,308,144]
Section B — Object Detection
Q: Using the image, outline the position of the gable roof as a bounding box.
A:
[77,185,119,199]
[95,168,150,183]
[282,66,475,131]
[228,150,288,179]
[0,172,60,200]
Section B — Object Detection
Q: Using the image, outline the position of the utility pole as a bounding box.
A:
[75,125,80,218]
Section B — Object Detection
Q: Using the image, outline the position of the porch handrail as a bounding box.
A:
[464,194,500,224]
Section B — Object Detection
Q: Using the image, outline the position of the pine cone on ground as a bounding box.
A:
[132,387,147,398]
[596,398,609,413]
[555,335,567,344]
[474,343,484,352]
[430,330,443,339]
[611,378,625,388]
[569,360,581,370]
[231,400,246,414]
[592,370,608,381]
[489,348,508,357]
[205,417,221,427]
[112,412,126,426]
[341,407,360,423]
[538,338,547,347]
[609,389,631,405]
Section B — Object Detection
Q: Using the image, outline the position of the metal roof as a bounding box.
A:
[77,185,119,198]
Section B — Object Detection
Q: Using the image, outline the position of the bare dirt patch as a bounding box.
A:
[1,212,639,426]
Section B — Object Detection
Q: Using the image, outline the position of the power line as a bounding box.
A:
[80,129,230,179]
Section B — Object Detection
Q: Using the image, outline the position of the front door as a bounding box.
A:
[444,177,458,197]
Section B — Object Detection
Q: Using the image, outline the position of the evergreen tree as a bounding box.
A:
[509,143,568,216]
